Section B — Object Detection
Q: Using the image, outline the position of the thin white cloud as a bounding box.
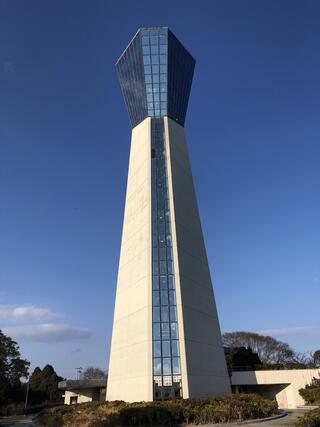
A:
[0,304,57,322]
[3,323,91,343]
[258,326,319,337]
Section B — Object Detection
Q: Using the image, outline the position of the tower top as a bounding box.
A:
[116,27,195,128]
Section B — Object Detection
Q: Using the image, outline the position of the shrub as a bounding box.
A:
[295,408,320,427]
[299,384,320,404]
[36,393,278,427]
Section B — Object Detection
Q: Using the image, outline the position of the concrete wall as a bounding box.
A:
[107,118,153,402]
[231,369,320,409]
[64,389,94,405]
[164,117,231,398]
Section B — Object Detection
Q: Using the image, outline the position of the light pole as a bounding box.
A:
[24,378,30,410]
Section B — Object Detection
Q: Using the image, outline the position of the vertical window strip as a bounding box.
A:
[151,118,182,400]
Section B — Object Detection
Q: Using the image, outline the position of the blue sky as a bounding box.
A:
[0,0,319,379]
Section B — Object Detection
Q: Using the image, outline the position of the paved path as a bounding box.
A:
[0,416,36,427]
[200,408,312,427]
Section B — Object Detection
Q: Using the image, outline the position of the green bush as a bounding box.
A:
[36,394,278,427]
[295,408,320,427]
[299,385,320,404]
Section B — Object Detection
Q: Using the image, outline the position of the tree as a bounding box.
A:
[82,367,106,380]
[314,350,320,367]
[222,331,296,365]
[0,329,30,404]
[29,365,63,405]
[226,346,262,371]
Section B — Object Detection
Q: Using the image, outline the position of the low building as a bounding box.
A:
[58,379,106,405]
[231,369,320,409]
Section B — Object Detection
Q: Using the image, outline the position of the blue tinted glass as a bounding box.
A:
[151,55,159,64]
[153,358,162,374]
[142,36,149,45]
[169,290,175,305]
[171,340,179,356]
[160,290,168,305]
[161,323,170,339]
[171,323,178,339]
[159,35,167,44]
[172,357,180,374]
[144,65,151,74]
[160,45,167,54]
[162,341,170,357]
[160,65,167,73]
[152,276,159,289]
[150,29,158,36]
[153,341,161,357]
[163,358,171,375]
[170,306,177,321]
[145,75,152,83]
[150,36,158,44]
[143,45,150,54]
[153,291,160,306]
[143,55,150,65]
[160,74,167,83]
[153,306,160,322]
[161,306,169,321]
[153,323,161,340]
[168,276,174,289]
[152,65,159,74]
[151,45,159,54]
[160,55,167,64]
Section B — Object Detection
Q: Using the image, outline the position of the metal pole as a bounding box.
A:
[24,380,30,409]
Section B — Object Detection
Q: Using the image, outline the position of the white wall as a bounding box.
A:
[107,118,153,402]
[231,369,320,409]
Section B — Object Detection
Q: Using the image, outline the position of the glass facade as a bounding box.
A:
[151,119,182,400]
[116,27,195,128]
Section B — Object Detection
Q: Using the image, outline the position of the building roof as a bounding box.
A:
[58,378,106,390]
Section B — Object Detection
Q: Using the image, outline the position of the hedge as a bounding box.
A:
[299,386,320,404]
[36,393,278,426]
[295,408,320,427]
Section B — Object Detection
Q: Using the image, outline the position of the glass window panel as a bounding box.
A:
[160,74,167,83]
[151,45,159,54]
[153,323,160,340]
[172,357,181,374]
[161,322,170,339]
[160,65,167,73]
[153,341,161,358]
[151,55,159,64]
[150,29,158,36]
[153,358,162,375]
[155,109,160,117]
[141,29,150,36]
[161,306,169,322]
[145,75,152,84]
[160,84,166,92]
[171,322,179,339]
[161,102,167,111]
[166,234,172,246]
[154,101,160,110]
[167,261,174,274]
[162,341,170,357]
[142,36,149,45]
[161,92,167,102]
[160,261,166,275]
[147,93,153,102]
[171,340,180,356]
[148,109,155,117]
[148,102,154,109]
[152,65,159,74]
[152,73,159,83]
[143,45,150,54]
[170,306,177,322]
[159,234,165,245]
[150,36,158,45]
[160,44,167,54]
[146,84,153,93]
[144,65,151,74]
[160,276,167,289]
[168,276,174,289]
[161,289,168,305]
[153,306,160,322]
[153,261,159,275]
[159,35,167,44]
[169,290,176,305]
[153,290,160,306]
[143,55,151,65]
[153,247,158,259]
[166,247,173,260]
[153,83,159,93]
[159,247,166,260]
[163,358,172,375]
[160,55,167,64]
[152,275,159,289]
[153,93,160,102]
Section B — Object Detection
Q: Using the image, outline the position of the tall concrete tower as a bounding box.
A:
[107,27,231,402]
